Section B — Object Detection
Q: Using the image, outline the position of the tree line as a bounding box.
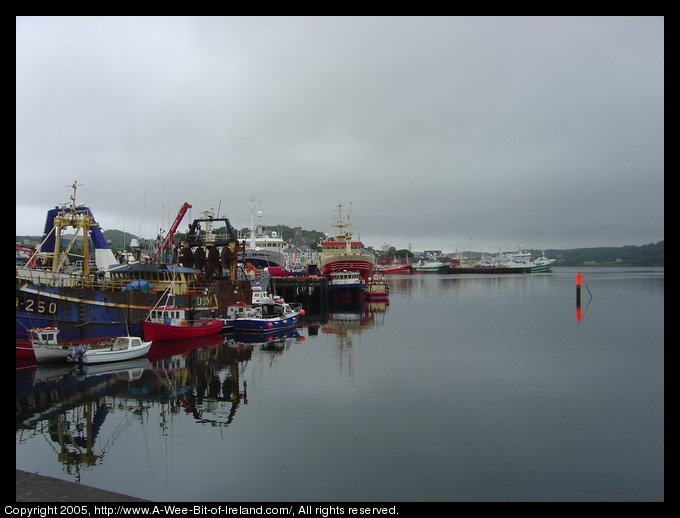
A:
[17,229,663,267]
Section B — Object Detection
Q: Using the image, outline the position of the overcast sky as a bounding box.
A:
[16,16,663,252]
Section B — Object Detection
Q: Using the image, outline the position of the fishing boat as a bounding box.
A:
[221,300,304,332]
[66,336,152,365]
[143,304,224,341]
[329,270,365,293]
[317,203,375,285]
[479,247,556,272]
[16,183,251,342]
[20,326,152,364]
[365,271,389,299]
[240,198,286,269]
[379,262,412,275]
[20,327,72,363]
[411,260,451,274]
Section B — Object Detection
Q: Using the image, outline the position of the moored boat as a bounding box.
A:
[21,327,72,363]
[379,262,412,275]
[317,203,375,285]
[20,326,152,364]
[66,336,152,365]
[221,300,304,332]
[329,270,365,293]
[412,260,451,274]
[240,199,286,269]
[16,183,251,342]
[143,305,224,341]
[478,247,556,272]
[365,271,389,299]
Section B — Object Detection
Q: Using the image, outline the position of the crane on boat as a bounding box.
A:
[153,202,192,262]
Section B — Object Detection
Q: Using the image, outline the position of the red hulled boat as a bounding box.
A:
[143,305,223,341]
[317,203,375,285]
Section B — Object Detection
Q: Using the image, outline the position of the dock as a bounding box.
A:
[270,276,329,315]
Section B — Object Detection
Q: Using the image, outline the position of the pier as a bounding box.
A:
[270,276,329,315]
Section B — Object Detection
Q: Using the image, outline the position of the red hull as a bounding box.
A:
[142,319,223,342]
[320,260,374,284]
[382,265,411,275]
[16,341,35,360]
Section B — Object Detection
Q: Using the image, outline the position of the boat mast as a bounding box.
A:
[332,202,353,246]
[249,197,261,250]
[52,181,96,276]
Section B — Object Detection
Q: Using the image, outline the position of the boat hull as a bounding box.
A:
[242,249,285,269]
[16,278,248,342]
[227,313,301,332]
[366,286,389,299]
[319,259,374,284]
[16,341,37,360]
[142,319,223,342]
[381,265,412,275]
[33,345,73,363]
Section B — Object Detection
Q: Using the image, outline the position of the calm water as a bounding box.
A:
[15,267,664,502]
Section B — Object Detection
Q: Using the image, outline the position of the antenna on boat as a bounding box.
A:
[67,180,83,210]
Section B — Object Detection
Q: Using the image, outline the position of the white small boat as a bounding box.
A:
[27,327,73,363]
[67,336,153,365]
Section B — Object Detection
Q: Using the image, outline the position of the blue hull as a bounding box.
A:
[16,279,216,341]
[227,313,300,332]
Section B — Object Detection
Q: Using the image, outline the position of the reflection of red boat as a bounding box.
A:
[146,334,224,362]
[143,306,223,342]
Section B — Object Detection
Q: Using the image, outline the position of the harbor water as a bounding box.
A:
[15,267,664,502]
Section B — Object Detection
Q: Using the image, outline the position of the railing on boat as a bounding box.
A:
[16,268,214,294]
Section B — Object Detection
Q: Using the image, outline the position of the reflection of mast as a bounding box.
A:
[49,401,104,482]
[335,332,354,378]
[16,339,257,482]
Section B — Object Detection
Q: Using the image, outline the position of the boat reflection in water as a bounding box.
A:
[15,334,257,480]
[15,297,385,492]
[319,294,388,376]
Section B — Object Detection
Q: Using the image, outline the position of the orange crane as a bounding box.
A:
[153,202,192,261]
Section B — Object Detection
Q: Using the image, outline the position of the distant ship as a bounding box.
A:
[478,247,556,272]
[317,203,375,285]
